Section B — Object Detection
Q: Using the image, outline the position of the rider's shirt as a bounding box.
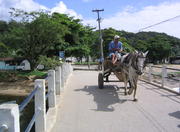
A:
[108,41,123,54]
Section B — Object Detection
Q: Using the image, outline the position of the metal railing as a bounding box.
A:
[143,64,180,94]
[19,86,39,112]
[24,109,40,132]
[0,63,73,132]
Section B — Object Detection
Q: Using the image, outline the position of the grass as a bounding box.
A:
[18,70,47,77]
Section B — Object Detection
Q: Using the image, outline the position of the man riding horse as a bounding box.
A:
[104,35,148,101]
[108,35,123,65]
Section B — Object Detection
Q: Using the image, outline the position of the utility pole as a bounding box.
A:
[92,9,104,71]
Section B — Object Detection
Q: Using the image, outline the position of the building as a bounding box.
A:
[0,57,30,70]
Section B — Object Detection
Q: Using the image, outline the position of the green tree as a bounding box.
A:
[101,28,134,57]
[147,37,171,63]
[1,9,180,66]
[0,20,8,33]
[9,10,67,69]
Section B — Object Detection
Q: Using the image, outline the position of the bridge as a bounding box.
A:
[0,64,180,132]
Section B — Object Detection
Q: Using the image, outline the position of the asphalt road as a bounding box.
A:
[52,70,180,132]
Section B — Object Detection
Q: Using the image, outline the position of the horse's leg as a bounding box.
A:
[128,76,134,95]
[133,79,138,101]
[124,78,128,95]
[127,67,134,95]
[133,86,137,101]
[121,72,127,95]
[128,82,134,95]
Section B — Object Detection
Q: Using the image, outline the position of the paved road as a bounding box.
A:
[52,71,180,132]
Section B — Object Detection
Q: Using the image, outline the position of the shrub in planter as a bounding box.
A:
[38,55,62,70]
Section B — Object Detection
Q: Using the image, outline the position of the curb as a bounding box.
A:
[140,79,180,95]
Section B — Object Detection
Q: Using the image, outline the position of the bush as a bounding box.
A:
[38,55,62,70]
[0,71,12,81]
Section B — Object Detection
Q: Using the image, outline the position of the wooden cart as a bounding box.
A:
[98,58,131,89]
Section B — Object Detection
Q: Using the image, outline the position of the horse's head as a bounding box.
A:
[135,51,148,75]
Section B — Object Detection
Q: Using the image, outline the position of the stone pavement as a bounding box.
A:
[52,71,180,132]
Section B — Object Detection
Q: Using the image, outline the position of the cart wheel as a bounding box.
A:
[98,73,104,89]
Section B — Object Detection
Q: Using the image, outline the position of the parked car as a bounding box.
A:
[36,64,45,70]
[16,60,31,70]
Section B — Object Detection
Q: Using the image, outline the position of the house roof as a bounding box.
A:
[0,57,24,61]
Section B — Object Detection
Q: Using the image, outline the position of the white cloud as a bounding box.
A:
[51,1,82,19]
[83,2,180,38]
[0,0,47,20]
[1,0,180,38]
[0,0,82,20]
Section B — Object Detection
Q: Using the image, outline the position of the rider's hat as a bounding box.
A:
[114,35,120,40]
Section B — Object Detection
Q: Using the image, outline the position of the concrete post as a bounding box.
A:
[64,63,67,82]
[162,65,167,87]
[55,66,61,95]
[68,64,70,74]
[66,64,69,80]
[148,64,153,82]
[0,103,20,132]
[66,63,69,81]
[35,79,46,132]
[70,64,73,73]
[60,63,73,92]
[48,70,56,107]
[61,64,65,91]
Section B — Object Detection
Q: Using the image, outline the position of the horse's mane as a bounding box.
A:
[123,52,138,65]
[122,51,146,70]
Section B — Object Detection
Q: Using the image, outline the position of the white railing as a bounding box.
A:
[0,63,73,132]
[142,64,180,94]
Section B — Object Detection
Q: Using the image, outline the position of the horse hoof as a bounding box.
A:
[133,98,138,102]
[128,91,133,95]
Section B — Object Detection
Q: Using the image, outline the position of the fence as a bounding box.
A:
[142,64,180,94]
[0,63,73,132]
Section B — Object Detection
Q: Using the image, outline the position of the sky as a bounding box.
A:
[0,0,180,38]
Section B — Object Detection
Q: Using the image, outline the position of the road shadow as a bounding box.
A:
[75,85,132,112]
[169,111,180,128]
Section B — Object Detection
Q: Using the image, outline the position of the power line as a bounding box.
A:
[139,14,180,32]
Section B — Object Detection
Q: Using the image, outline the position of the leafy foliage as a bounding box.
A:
[0,9,180,66]
[38,55,62,70]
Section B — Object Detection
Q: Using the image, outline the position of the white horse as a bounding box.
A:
[114,51,148,101]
